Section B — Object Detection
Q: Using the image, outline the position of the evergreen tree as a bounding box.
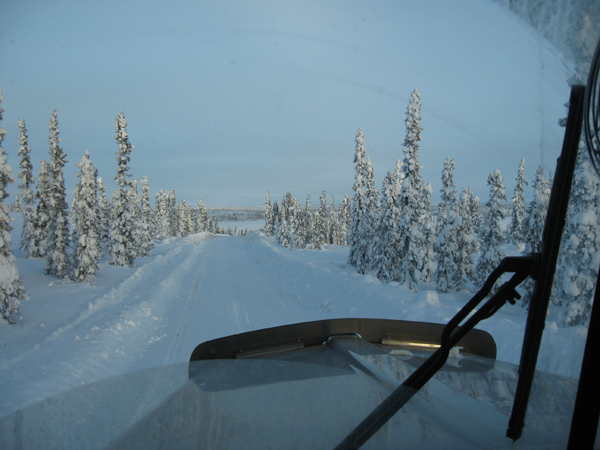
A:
[128,179,143,255]
[110,112,136,267]
[521,166,551,308]
[138,176,154,256]
[340,194,352,246]
[272,201,279,236]
[348,129,368,267]
[435,158,460,292]
[476,170,507,289]
[0,89,28,323]
[554,143,600,326]
[398,88,432,290]
[291,197,304,248]
[155,190,169,240]
[96,177,111,256]
[508,158,528,244]
[457,187,478,288]
[176,200,187,237]
[197,197,208,232]
[30,160,51,258]
[353,157,380,273]
[264,191,273,236]
[471,190,481,236]
[313,190,328,249]
[304,192,313,248]
[44,110,71,279]
[330,195,343,246]
[72,151,100,282]
[373,162,403,282]
[168,189,177,237]
[436,158,457,235]
[17,119,36,257]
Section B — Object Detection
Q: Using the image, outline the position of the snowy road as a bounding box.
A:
[0,230,589,418]
[0,232,355,415]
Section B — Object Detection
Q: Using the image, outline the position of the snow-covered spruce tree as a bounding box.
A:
[95,177,111,256]
[292,197,305,248]
[0,89,28,323]
[264,191,273,236]
[138,176,154,256]
[348,129,368,267]
[313,190,328,249]
[554,142,600,327]
[471,190,482,236]
[154,190,169,240]
[340,194,352,246]
[272,201,279,236]
[110,112,137,267]
[457,187,478,288]
[72,151,100,282]
[198,197,208,233]
[44,110,71,279]
[185,204,195,237]
[127,179,143,255]
[507,158,528,245]
[176,200,187,237]
[520,166,551,308]
[276,193,291,248]
[435,158,461,292]
[30,160,51,258]
[476,170,507,289]
[373,163,403,282]
[330,196,344,246]
[304,192,313,248]
[17,119,36,257]
[362,159,381,272]
[436,158,457,234]
[397,88,434,290]
[169,189,177,237]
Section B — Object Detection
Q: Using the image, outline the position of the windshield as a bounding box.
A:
[0,1,599,449]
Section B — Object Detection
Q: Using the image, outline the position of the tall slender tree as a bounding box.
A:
[110,112,136,267]
[476,170,507,290]
[348,129,368,267]
[30,160,51,258]
[435,158,461,292]
[520,166,551,308]
[398,88,432,290]
[457,187,478,288]
[17,119,36,257]
[138,176,154,256]
[72,151,100,282]
[197,197,208,233]
[44,110,71,278]
[96,177,111,256]
[0,90,28,322]
[264,192,273,236]
[508,158,528,244]
[304,192,313,248]
[373,163,403,282]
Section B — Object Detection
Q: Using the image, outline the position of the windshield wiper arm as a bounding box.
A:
[334,256,537,450]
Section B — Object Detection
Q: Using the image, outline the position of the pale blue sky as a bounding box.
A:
[1,0,573,207]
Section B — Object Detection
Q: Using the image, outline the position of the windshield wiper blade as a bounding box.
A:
[334,256,537,450]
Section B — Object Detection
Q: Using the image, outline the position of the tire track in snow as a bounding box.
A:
[0,236,208,413]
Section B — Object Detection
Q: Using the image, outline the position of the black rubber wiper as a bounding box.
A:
[334,255,537,450]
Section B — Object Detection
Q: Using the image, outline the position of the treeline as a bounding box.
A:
[266,88,598,328]
[264,190,351,249]
[0,99,236,323]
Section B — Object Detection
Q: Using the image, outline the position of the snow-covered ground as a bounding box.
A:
[0,215,588,420]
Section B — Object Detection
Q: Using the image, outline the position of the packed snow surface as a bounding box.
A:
[0,218,588,418]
